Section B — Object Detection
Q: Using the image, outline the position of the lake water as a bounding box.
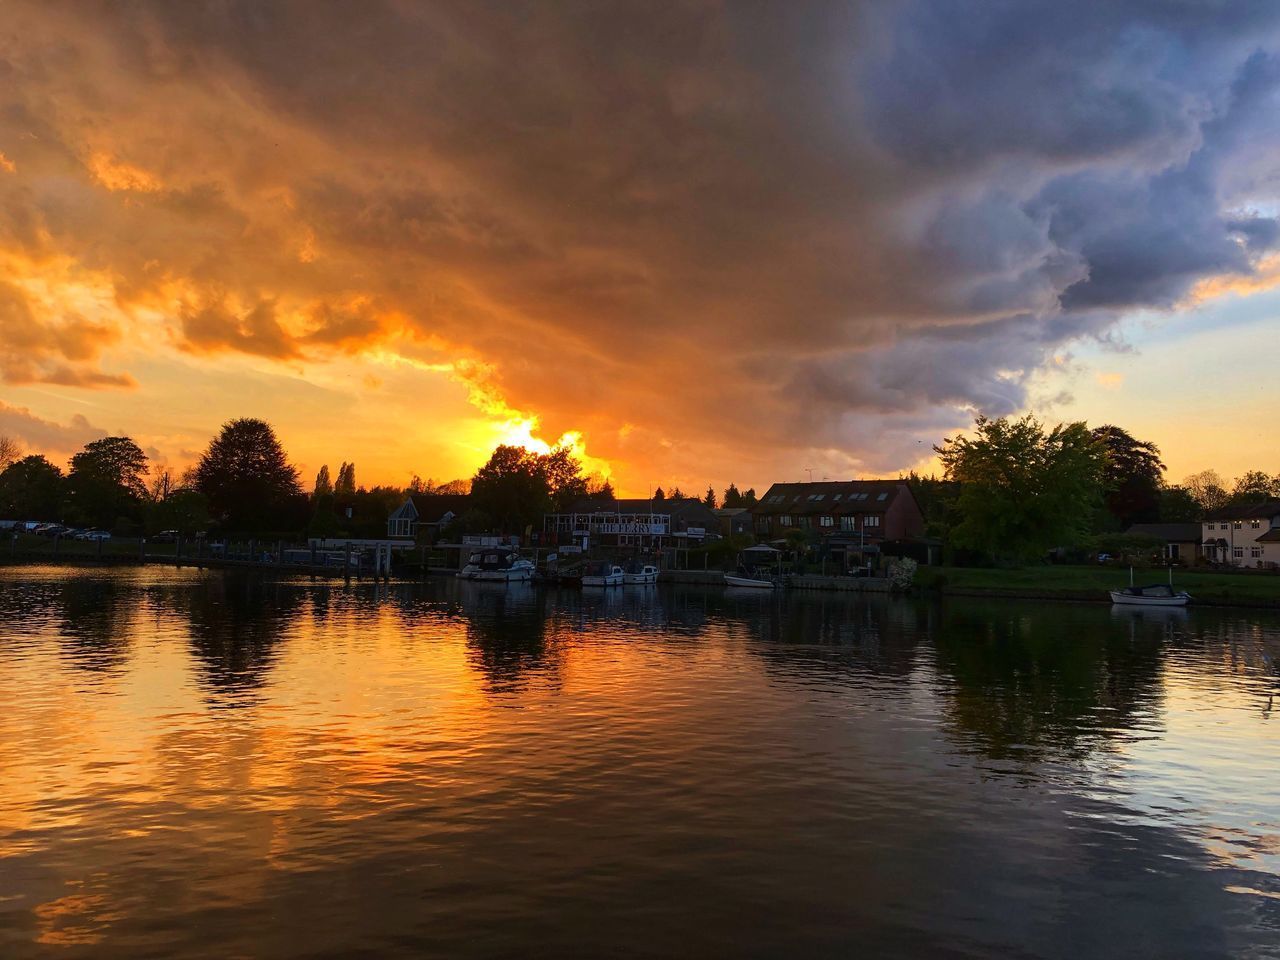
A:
[0,566,1277,959]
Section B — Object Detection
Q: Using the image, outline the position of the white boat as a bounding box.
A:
[624,564,659,585]
[1109,567,1191,606]
[1109,584,1191,606]
[582,562,625,587]
[458,551,535,582]
[723,572,777,588]
[724,544,783,589]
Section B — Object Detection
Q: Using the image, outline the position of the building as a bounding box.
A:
[387,493,471,541]
[751,480,925,569]
[1122,523,1203,563]
[543,497,720,552]
[1201,500,1280,568]
[712,507,752,538]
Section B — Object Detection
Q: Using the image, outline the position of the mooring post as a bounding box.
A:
[344,542,352,585]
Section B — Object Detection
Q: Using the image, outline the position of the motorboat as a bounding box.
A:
[1109,584,1191,606]
[724,544,783,589]
[458,551,535,582]
[1109,567,1191,606]
[624,563,659,585]
[582,562,625,587]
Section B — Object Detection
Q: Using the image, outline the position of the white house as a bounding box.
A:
[1201,500,1280,568]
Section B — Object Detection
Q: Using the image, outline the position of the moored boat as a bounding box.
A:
[582,562,625,587]
[1109,566,1191,606]
[724,544,783,589]
[623,563,659,585]
[723,572,777,588]
[458,551,535,582]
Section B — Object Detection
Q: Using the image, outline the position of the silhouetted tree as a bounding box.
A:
[335,462,356,495]
[0,435,20,471]
[313,464,333,498]
[542,444,588,511]
[0,455,64,520]
[1158,485,1202,523]
[722,483,743,508]
[1231,470,1278,505]
[741,487,757,506]
[1183,470,1230,512]
[1092,425,1164,529]
[703,486,717,509]
[653,487,665,501]
[194,418,303,533]
[66,436,149,527]
[470,445,549,533]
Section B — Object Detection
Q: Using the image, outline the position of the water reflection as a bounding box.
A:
[0,568,1278,959]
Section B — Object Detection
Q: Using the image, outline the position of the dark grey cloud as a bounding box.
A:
[3,0,1280,478]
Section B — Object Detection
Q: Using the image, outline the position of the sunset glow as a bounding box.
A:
[1,3,1278,493]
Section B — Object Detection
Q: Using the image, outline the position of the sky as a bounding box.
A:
[1,1,1278,496]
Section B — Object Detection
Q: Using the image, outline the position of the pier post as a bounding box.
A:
[343,542,352,585]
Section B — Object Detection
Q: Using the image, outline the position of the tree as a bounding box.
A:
[669,486,686,499]
[741,487,758,506]
[146,489,210,536]
[194,418,303,532]
[335,462,356,495]
[586,475,615,499]
[66,436,149,527]
[150,469,175,502]
[653,487,665,501]
[469,445,550,533]
[703,486,718,509]
[0,455,64,520]
[314,464,333,498]
[1091,425,1165,529]
[1230,470,1278,505]
[722,483,743,508]
[1158,485,1202,523]
[542,444,588,511]
[935,414,1105,565]
[0,435,20,471]
[1182,470,1230,513]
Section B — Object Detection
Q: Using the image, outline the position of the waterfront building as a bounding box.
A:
[543,497,720,552]
[387,493,471,541]
[750,480,926,569]
[1201,500,1280,568]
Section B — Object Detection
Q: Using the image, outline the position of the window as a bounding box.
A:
[1234,521,1242,529]
[1251,520,1261,529]
[779,515,792,527]
[833,494,842,502]
[1251,547,1262,558]
[1234,547,1244,558]
[840,516,857,531]
[865,515,881,528]
[819,515,834,528]
[877,492,888,501]
[1221,523,1230,530]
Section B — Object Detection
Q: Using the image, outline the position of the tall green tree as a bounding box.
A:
[194,418,303,532]
[935,415,1105,564]
[1158,485,1202,523]
[0,455,64,520]
[66,436,149,527]
[335,462,356,495]
[1091,425,1164,529]
[703,486,718,509]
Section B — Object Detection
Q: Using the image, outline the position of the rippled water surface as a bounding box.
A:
[1,566,1278,958]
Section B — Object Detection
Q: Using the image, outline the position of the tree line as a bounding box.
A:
[920,415,1278,565]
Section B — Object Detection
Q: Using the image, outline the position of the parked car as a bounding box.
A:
[1096,553,1114,563]
[77,529,112,542]
[150,530,179,543]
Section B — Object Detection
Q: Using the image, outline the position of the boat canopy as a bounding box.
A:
[743,544,782,554]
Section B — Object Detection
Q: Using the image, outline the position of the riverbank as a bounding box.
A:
[914,564,1280,608]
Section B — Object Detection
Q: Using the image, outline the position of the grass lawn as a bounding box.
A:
[915,564,1280,606]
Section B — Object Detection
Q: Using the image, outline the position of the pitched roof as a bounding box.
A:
[408,493,471,522]
[1256,527,1280,543]
[565,496,719,524]
[752,480,911,516]
[1123,523,1203,542]
[1204,499,1280,522]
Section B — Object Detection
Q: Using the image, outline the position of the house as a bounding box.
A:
[387,494,471,541]
[751,480,925,569]
[1201,500,1280,568]
[1122,523,1203,563]
[712,507,752,538]
[543,497,720,552]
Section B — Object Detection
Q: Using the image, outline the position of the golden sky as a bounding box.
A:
[1,2,1278,494]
